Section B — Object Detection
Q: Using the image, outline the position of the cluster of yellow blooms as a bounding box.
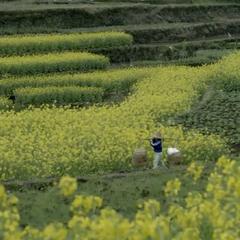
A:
[1,51,238,179]
[186,162,204,182]
[58,176,78,197]
[164,178,181,197]
[0,156,239,239]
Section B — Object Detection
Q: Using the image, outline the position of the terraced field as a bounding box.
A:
[1,0,240,65]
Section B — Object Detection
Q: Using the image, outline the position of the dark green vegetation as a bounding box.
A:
[7,166,211,228]
[176,89,240,149]
[0,0,240,65]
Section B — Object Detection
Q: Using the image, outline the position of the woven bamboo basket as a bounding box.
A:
[132,148,147,167]
[167,152,182,165]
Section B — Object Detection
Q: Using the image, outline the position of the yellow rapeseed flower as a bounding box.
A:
[58,176,77,197]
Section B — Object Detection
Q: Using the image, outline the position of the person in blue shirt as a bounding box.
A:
[150,132,167,169]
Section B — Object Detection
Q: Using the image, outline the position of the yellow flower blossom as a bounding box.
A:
[164,178,181,197]
[187,162,204,182]
[58,176,77,197]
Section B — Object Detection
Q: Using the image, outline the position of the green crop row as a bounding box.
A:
[0,69,148,97]
[0,32,133,56]
[0,52,109,76]
[14,86,104,107]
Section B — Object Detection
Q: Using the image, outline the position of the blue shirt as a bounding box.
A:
[150,138,163,153]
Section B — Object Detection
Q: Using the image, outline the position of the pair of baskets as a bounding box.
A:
[132,147,182,167]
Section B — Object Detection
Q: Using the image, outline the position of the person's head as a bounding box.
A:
[152,131,161,140]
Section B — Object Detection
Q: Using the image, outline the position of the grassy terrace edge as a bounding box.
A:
[0,32,133,56]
